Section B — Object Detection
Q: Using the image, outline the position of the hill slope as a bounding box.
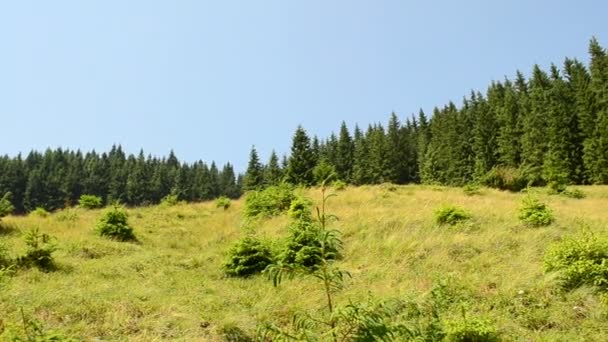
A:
[1,185,608,340]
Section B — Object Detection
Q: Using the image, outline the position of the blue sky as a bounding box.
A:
[1,1,607,171]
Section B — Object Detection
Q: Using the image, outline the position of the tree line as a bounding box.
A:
[244,38,608,189]
[2,38,608,212]
[0,145,241,214]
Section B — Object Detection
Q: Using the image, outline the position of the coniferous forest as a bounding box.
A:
[2,38,608,213]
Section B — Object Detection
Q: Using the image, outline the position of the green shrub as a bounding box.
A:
[481,167,527,192]
[160,194,181,206]
[332,179,347,191]
[224,235,274,277]
[0,241,12,268]
[434,206,472,225]
[463,183,482,196]
[215,196,231,210]
[95,206,136,241]
[547,181,567,194]
[218,323,253,342]
[518,197,554,227]
[561,188,586,199]
[445,316,500,342]
[17,228,57,271]
[0,192,15,219]
[244,184,295,218]
[78,194,103,209]
[31,207,50,218]
[56,208,79,222]
[313,160,337,185]
[544,233,608,291]
[287,196,312,221]
[279,221,340,270]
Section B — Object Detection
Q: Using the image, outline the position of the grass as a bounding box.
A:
[1,185,608,340]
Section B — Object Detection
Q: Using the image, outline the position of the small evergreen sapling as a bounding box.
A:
[518,197,554,227]
[95,205,136,241]
[78,194,103,209]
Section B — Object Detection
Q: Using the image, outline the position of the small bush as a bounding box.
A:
[561,188,586,199]
[544,233,608,291]
[288,196,312,221]
[216,196,231,210]
[0,242,12,268]
[160,194,181,206]
[481,167,527,192]
[224,235,274,277]
[17,228,57,271]
[218,323,253,342]
[78,194,103,209]
[332,180,347,191]
[0,192,15,219]
[31,207,50,218]
[244,184,295,218]
[279,221,340,270]
[463,183,482,196]
[95,206,136,241]
[518,197,554,227]
[313,159,337,185]
[434,206,472,225]
[56,208,79,222]
[445,316,500,342]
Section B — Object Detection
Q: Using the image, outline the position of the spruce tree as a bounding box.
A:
[264,150,282,186]
[335,121,354,182]
[285,126,316,185]
[585,37,608,183]
[496,80,522,167]
[243,146,264,191]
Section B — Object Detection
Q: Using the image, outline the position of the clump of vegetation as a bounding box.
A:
[544,232,608,291]
[435,205,472,225]
[518,197,554,227]
[224,235,274,277]
[31,207,50,218]
[17,228,57,271]
[561,188,586,199]
[332,179,347,191]
[463,183,482,196]
[445,315,500,342]
[279,220,340,270]
[244,184,295,218]
[95,206,136,241]
[481,167,527,192]
[218,323,253,342]
[312,159,337,185]
[215,196,231,210]
[287,196,312,220]
[56,208,79,222]
[160,194,182,206]
[78,194,103,209]
[0,192,15,220]
[0,309,75,341]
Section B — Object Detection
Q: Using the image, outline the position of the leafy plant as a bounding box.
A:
[17,228,57,271]
[544,232,608,291]
[445,313,500,342]
[224,235,274,277]
[279,220,341,271]
[55,208,79,222]
[215,196,231,210]
[518,197,554,227]
[481,167,527,192]
[78,194,103,209]
[287,196,312,221]
[0,192,15,219]
[332,180,347,191]
[160,194,182,206]
[561,188,586,199]
[31,207,50,218]
[434,206,472,225]
[0,308,74,341]
[463,183,482,196]
[244,184,295,218]
[95,206,136,241]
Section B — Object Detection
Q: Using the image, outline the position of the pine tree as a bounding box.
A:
[264,150,282,186]
[334,121,354,182]
[521,65,551,184]
[585,37,608,183]
[472,88,499,179]
[285,126,316,185]
[385,113,406,183]
[243,146,264,191]
[496,80,522,167]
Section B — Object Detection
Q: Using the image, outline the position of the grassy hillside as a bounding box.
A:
[1,185,608,341]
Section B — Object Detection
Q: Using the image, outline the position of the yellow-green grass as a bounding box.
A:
[0,185,607,340]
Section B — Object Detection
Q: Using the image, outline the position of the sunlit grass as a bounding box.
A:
[1,185,607,340]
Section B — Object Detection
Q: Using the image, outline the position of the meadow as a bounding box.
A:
[1,185,608,341]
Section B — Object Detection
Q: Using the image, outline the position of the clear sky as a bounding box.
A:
[1,1,607,171]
